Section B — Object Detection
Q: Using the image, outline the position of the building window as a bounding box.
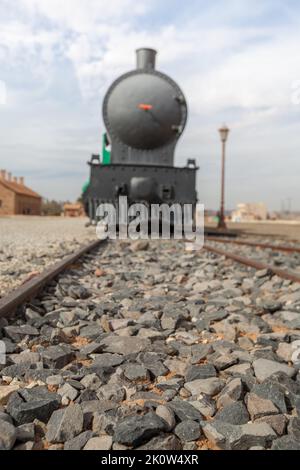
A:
[0,200,2,208]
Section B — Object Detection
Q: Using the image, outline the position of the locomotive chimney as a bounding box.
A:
[136,48,157,70]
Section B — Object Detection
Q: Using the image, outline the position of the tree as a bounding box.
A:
[41,199,64,216]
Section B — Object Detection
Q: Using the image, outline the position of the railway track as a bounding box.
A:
[0,239,106,319]
[204,236,300,284]
[206,236,300,254]
[0,238,299,451]
[1,234,300,320]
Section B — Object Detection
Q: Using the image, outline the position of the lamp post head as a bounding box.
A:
[219,124,230,143]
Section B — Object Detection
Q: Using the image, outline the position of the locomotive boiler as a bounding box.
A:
[83,48,198,223]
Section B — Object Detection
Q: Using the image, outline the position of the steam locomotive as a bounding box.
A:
[82,48,198,223]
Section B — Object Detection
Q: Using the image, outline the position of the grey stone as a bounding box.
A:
[4,325,39,341]
[124,364,149,381]
[185,364,216,382]
[246,393,279,420]
[217,378,243,408]
[0,384,21,406]
[160,311,183,330]
[7,389,61,425]
[42,344,75,369]
[84,436,113,450]
[287,417,300,440]
[11,351,40,365]
[253,358,296,382]
[79,324,103,339]
[91,353,124,368]
[276,343,293,362]
[174,420,201,442]
[131,240,149,252]
[68,285,91,300]
[137,328,164,341]
[190,395,216,418]
[80,400,117,429]
[114,412,167,447]
[156,377,184,392]
[0,364,31,379]
[262,301,282,313]
[80,373,102,391]
[92,413,117,435]
[238,336,254,351]
[64,431,94,450]
[0,412,13,424]
[145,362,168,378]
[58,383,78,401]
[185,378,224,396]
[191,344,214,363]
[46,375,64,387]
[97,383,125,402]
[203,421,276,450]
[271,435,300,450]
[46,404,83,443]
[213,354,238,371]
[225,363,253,376]
[279,310,300,329]
[79,342,102,356]
[155,405,176,432]
[255,269,269,279]
[255,415,287,436]
[99,336,150,356]
[215,402,249,425]
[136,434,182,450]
[59,310,77,325]
[162,389,177,401]
[0,420,16,450]
[251,382,287,414]
[168,400,203,422]
[16,423,35,442]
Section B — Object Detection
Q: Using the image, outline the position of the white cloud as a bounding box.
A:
[21,0,148,30]
[0,0,300,209]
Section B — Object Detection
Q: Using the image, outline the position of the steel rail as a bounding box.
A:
[204,243,300,283]
[206,236,300,254]
[0,239,105,319]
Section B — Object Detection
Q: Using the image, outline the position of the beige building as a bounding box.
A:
[63,203,84,217]
[231,203,268,222]
[0,170,42,216]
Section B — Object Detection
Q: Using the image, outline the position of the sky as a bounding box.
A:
[0,0,300,211]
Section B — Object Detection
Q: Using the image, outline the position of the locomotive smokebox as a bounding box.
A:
[84,47,198,223]
[136,48,157,70]
[103,48,188,164]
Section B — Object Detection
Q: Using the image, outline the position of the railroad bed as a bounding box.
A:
[0,239,300,450]
[205,235,300,282]
[0,217,96,297]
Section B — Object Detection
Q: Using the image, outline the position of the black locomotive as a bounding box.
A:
[83,48,198,223]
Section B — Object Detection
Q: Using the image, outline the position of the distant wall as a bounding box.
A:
[15,194,42,215]
[0,183,15,215]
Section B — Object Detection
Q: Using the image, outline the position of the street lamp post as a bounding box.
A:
[218,124,230,230]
